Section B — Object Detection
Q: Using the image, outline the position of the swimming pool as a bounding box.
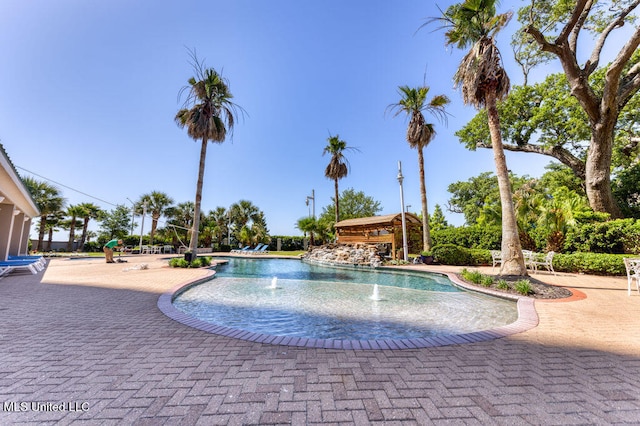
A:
[170,258,520,344]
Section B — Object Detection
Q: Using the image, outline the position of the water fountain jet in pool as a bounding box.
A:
[370,283,382,301]
[269,276,278,289]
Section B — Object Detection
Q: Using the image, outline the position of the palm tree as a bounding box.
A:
[296,216,318,246]
[45,211,65,251]
[388,85,449,252]
[175,52,242,256]
[229,200,261,244]
[22,177,66,252]
[77,202,103,250]
[323,134,358,224]
[435,0,526,275]
[66,204,86,251]
[208,207,230,247]
[137,191,174,245]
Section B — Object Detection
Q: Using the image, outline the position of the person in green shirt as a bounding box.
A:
[103,239,123,263]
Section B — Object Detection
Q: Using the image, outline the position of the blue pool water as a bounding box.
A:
[172,257,517,341]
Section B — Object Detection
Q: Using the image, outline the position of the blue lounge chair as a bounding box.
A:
[0,260,40,275]
[256,245,269,254]
[241,244,264,255]
[8,255,46,269]
[231,246,250,254]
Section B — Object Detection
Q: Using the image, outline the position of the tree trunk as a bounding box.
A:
[334,179,340,224]
[150,215,159,246]
[585,117,623,218]
[417,147,431,252]
[189,138,208,254]
[486,90,527,276]
[67,219,76,252]
[80,218,89,249]
[36,216,46,251]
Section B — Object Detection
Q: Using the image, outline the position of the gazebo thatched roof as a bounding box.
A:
[335,213,421,231]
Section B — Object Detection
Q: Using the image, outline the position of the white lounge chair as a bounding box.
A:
[623,258,640,296]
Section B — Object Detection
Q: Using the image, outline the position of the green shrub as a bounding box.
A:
[469,249,492,266]
[432,225,501,250]
[496,279,510,290]
[460,268,484,284]
[480,275,494,287]
[169,256,212,268]
[514,279,533,295]
[460,268,494,287]
[564,218,640,254]
[552,252,627,275]
[432,244,475,266]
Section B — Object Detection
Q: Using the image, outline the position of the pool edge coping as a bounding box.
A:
[157,266,539,350]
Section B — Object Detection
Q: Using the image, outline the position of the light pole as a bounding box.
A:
[139,201,147,253]
[305,189,315,218]
[227,209,231,247]
[126,197,135,237]
[397,161,409,262]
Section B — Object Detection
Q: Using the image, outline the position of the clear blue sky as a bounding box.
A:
[1,0,555,238]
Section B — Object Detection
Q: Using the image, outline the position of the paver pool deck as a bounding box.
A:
[0,254,638,424]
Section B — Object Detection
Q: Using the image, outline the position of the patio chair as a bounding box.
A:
[490,250,502,273]
[623,258,640,296]
[527,251,556,275]
[256,244,270,254]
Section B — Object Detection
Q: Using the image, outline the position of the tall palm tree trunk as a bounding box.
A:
[417,147,432,252]
[37,219,46,251]
[80,219,90,248]
[486,90,526,275]
[189,138,208,254]
[67,220,76,252]
[334,179,340,224]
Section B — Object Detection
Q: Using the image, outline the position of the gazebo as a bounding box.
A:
[0,144,39,260]
[334,213,422,260]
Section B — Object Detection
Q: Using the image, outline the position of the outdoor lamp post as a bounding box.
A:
[305,189,315,218]
[126,197,135,237]
[397,161,409,262]
[139,202,147,253]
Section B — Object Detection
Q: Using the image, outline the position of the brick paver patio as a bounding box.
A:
[0,254,638,424]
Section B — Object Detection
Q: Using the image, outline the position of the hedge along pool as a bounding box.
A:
[170,257,519,343]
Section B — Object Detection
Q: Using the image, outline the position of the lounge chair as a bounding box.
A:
[623,258,640,296]
[231,246,250,253]
[242,244,264,255]
[0,260,40,275]
[256,244,269,254]
[8,255,46,269]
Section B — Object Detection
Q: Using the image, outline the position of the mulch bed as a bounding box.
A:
[456,274,574,300]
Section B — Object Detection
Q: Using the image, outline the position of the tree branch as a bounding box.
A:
[588,0,640,77]
[570,0,592,55]
[477,142,585,179]
[605,25,640,110]
[557,0,590,45]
